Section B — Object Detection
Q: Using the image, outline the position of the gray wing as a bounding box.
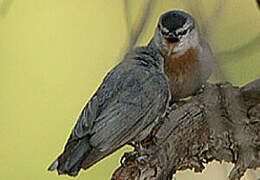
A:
[49,59,169,175]
[91,72,169,149]
[81,63,169,169]
[75,62,169,143]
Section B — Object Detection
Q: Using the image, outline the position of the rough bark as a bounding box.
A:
[112,78,260,180]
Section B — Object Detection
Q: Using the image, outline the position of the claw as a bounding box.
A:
[120,152,138,167]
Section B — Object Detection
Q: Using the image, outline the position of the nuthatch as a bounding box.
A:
[149,10,214,101]
[48,10,214,177]
[48,47,170,176]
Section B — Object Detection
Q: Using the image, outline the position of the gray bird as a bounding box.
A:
[48,10,214,177]
[149,10,214,101]
[48,46,170,176]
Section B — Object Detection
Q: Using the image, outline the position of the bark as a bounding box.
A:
[112,78,260,180]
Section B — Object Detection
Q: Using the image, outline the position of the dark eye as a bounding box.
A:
[177,29,188,36]
[158,24,169,36]
[160,28,169,36]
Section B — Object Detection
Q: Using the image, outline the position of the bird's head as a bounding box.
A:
[153,10,200,57]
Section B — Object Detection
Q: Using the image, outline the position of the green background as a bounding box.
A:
[0,0,259,179]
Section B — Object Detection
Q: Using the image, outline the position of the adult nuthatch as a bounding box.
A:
[48,10,214,177]
[149,10,214,101]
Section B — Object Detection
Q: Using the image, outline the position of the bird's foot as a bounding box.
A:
[120,151,139,168]
[141,136,157,149]
[140,124,162,149]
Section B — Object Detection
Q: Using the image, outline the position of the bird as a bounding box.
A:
[48,47,170,176]
[48,10,214,177]
[148,10,214,102]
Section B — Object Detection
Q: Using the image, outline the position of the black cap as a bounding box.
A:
[160,11,190,33]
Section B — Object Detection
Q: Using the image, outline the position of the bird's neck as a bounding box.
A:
[162,47,199,78]
[148,38,200,78]
[147,38,158,52]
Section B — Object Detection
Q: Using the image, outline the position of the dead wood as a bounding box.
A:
[112,78,260,180]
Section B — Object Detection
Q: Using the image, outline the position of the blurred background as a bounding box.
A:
[0,0,259,179]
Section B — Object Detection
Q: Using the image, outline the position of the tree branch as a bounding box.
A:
[257,0,260,10]
[112,78,260,180]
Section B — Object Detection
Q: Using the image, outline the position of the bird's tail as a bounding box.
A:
[48,136,92,176]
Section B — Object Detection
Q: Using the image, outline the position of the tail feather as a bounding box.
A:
[48,159,58,171]
[48,136,92,176]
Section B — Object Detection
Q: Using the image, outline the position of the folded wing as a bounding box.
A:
[48,48,170,176]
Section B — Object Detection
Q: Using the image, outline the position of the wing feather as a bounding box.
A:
[50,47,170,174]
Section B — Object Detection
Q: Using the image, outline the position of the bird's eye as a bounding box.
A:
[158,25,169,36]
[161,29,168,36]
[177,29,188,36]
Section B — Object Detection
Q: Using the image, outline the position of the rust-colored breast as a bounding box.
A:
[161,47,202,99]
[163,47,199,79]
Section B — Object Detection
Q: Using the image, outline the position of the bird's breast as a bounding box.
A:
[162,47,202,100]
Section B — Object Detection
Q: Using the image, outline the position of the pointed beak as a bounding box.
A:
[164,33,180,56]
[166,39,179,56]
[167,43,175,56]
[168,43,176,50]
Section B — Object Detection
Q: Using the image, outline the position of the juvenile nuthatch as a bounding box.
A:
[48,47,170,176]
[48,10,214,177]
[149,10,214,101]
